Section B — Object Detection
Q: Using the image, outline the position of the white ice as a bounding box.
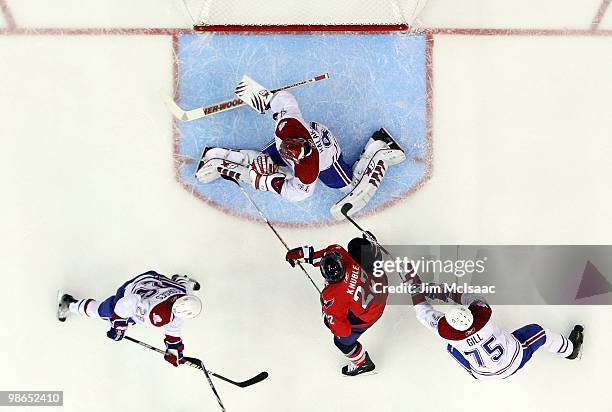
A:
[1,1,612,411]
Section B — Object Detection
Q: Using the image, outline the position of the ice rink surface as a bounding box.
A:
[2,1,612,411]
[177,33,428,224]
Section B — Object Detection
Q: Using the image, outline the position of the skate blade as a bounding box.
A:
[56,290,68,322]
[342,370,378,378]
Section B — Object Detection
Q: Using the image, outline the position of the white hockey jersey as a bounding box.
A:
[415,294,523,380]
[269,91,345,201]
[113,273,187,338]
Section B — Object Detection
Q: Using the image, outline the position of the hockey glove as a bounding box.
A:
[251,154,278,175]
[106,317,129,341]
[286,246,314,267]
[164,335,184,367]
[424,283,451,302]
[249,167,285,194]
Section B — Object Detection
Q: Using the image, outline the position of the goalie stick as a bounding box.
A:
[124,336,269,388]
[340,204,390,255]
[220,175,322,295]
[165,73,329,121]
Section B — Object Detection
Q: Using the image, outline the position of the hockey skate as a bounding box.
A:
[56,291,77,322]
[172,274,201,292]
[342,352,376,377]
[566,325,584,360]
[371,127,405,165]
[194,147,217,182]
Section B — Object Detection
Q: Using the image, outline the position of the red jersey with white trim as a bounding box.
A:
[314,245,388,338]
[414,294,523,380]
[270,91,344,201]
[112,273,186,338]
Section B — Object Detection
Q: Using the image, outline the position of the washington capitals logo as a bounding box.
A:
[322,297,335,308]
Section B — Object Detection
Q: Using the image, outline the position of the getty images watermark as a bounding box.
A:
[368,254,497,298]
[368,245,612,305]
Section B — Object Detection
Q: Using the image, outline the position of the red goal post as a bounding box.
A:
[190,0,429,32]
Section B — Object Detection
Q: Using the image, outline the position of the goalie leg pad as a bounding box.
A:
[195,147,256,184]
[331,150,390,220]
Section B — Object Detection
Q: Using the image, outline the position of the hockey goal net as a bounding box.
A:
[189,0,429,32]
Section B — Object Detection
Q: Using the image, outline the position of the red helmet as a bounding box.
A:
[279,137,312,164]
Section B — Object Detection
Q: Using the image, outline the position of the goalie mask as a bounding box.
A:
[279,137,312,164]
[320,252,345,284]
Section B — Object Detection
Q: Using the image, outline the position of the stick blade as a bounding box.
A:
[160,90,188,121]
[340,203,353,216]
[236,371,269,388]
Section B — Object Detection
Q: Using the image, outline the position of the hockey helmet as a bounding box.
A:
[172,295,203,319]
[279,137,311,164]
[320,252,345,284]
[446,306,474,331]
[347,235,382,273]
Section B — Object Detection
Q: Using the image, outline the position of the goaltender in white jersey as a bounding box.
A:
[407,272,584,380]
[195,75,406,219]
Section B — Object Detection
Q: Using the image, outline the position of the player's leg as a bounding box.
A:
[333,327,375,376]
[539,325,584,360]
[171,274,201,292]
[446,344,476,378]
[330,128,406,220]
[511,323,584,374]
[57,293,105,321]
[195,147,257,184]
[70,298,105,319]
[318,154,353,190]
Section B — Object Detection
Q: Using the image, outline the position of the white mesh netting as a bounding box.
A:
[184,0,429,29]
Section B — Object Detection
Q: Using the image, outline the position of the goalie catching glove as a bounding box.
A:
[249,154,285,193]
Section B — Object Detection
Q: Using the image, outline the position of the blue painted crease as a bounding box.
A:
[177,33,428,225]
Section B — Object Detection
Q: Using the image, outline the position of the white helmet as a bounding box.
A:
[446,306,474,331]
[172,295,202,319]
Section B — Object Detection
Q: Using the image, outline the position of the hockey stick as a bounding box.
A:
[221,175,322,294]
[124,336,268,388]
[166,73,329,121]
[124,337,225,412]
[340,204,413,285]
[340,204,390,255]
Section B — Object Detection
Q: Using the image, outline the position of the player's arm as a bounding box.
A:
[163,319,184,367]
[406,272,445,334]
[322,296,352,338]
[285,244,343,267]
[270,90,303,122]
[250,158,317,201]
[279,175,316,201]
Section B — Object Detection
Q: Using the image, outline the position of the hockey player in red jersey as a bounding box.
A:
[286,235,387,376]
[56,271,202,367]
[405,270,584,380]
